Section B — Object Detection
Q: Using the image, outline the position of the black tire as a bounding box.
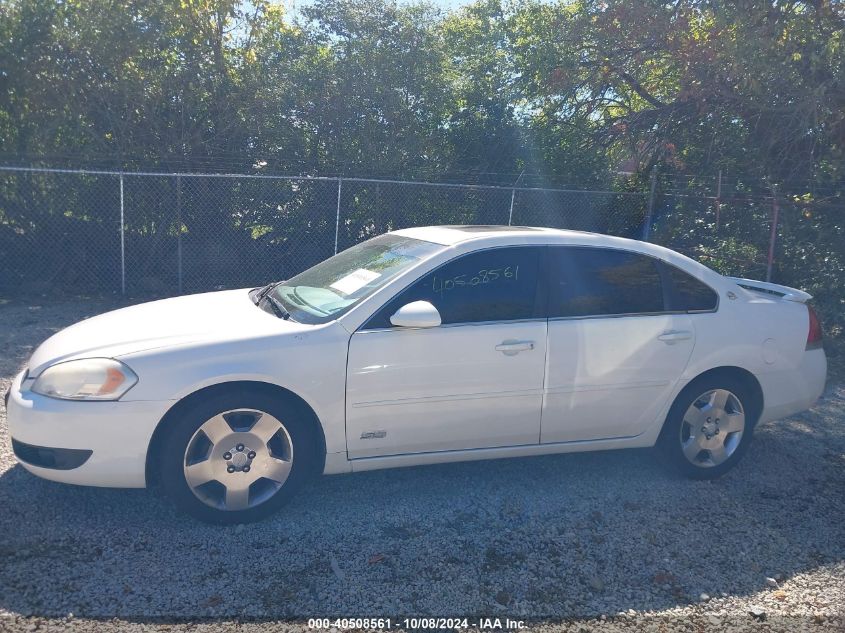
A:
[657,374,759,480]
[157,388,320,524]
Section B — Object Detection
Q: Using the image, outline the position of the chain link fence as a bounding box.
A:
[2,163,842,348]
[2,166,842,335]
[649,189,845,338]
[0,167,647,297]
[650,194,777,281]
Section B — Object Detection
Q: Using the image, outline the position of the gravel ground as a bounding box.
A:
[0,297,843,632]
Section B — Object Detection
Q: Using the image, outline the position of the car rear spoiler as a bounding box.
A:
[727,277,812,303]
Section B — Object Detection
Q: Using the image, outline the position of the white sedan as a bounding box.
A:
[5,226,827,522]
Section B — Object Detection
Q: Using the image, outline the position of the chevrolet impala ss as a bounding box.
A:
[5,226,826,522]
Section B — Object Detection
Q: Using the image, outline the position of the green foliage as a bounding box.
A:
[1,0,843,337]
[4,0,842,186]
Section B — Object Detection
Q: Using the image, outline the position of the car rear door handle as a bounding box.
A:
[495,340,535,355]
[658,330,693,344]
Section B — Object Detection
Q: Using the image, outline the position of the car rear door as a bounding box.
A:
[346,246,547,459]
[541,246,697,444]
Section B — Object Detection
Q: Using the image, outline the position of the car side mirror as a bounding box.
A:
[390,301,442,329]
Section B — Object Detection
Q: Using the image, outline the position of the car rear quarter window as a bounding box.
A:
[549,247,665,317]
[663,263,718,312]
[366,246,541,328]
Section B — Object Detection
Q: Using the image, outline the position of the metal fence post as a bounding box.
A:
[766,187,780,282]
[507,188,516,226]
[334,177,342,254]
[119,173,126,295]
[509,169,526,226]
[643,166,657,241]
[714,169,722,232]
[176,174,183,294]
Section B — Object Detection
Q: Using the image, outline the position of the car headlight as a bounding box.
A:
[31,358,138,401]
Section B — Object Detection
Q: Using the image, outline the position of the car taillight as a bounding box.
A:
[807,305,823,350]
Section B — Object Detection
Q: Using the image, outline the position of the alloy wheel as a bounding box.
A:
[183,409,294,511]
[679,388,745,468]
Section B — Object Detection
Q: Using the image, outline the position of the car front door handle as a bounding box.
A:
[495,340,535,355]
[658,330,693,344]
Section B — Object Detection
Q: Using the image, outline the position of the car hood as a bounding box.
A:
[27,289,302,376]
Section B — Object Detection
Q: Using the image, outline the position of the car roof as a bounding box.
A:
[392,224,585,245]
[390,225,720,280]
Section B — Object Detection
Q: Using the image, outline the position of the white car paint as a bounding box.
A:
[542,312,696,443]
[5,226,827,487]
[347,320,548,458]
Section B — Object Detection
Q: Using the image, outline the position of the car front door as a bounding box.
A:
[346,246,547,459]
[541,246,697,444]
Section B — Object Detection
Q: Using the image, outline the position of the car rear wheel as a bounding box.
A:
[157,389,318,523]
[658,376,757,479]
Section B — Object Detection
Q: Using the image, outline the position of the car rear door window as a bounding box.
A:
[663,263,718,312]
[549,247,665,317]
[366,246,542,328]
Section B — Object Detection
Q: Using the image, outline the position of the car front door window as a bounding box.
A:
[366,246,541,328]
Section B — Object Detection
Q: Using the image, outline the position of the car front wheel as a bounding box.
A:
[157,389,318,523]
[658,376,758,479]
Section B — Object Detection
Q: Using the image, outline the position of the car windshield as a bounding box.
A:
[270,234,442,324]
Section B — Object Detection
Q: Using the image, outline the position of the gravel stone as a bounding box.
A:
[1,297,844,633]
[748,605,767,620]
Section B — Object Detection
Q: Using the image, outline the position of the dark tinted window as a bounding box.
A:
[664,264,718,312]
[367,247,541,327]
[550,247,664,317]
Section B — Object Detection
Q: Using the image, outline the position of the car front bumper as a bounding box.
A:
[5,370,174,488]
